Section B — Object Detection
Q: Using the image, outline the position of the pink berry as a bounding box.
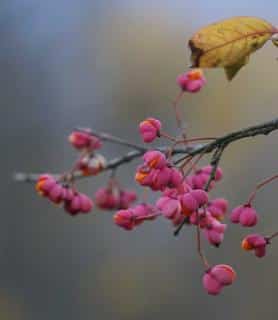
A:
[35,174,56,196]
[143,150,167,169]
[180,190,208,216]
[69,130,102,150]
[156,196,181,219]
[64,193,81,215]
[119,190,137,209]
[139,118,161,143]
[168,168,183,188]
[177,69,206,93]
[79,193,93,213]
[48,183,64,204]
[77,154,106,176]
[208,198,228,220]
[151,167,172,191]
[230,205,258,227]
[210,265,236,286]
[113,209,135,230]
[204,228,225,247]
[202,272,223,295]
[180,193,199,216]
[203,264,236,295]
[95,187,119,210]
[133,204,158,225]
[190,190,209,206]
[242,234,268,258]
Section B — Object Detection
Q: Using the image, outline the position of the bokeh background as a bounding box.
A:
[2,0,278,319]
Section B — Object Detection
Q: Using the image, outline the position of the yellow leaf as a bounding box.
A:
[224,55,249,80]
[272,33,278,47]
[189,16,278,80]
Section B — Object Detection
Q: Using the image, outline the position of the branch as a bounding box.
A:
[175,117,278,164]
[13,146,194,183]
[76,127,147,152]
[14,117,278,184]
[173,117,278,236]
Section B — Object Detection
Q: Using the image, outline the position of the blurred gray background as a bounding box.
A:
[2,0,278,319]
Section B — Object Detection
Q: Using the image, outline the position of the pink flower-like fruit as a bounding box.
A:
[203,264,236,295]
[177,69,206,93]
[139,118,161,143]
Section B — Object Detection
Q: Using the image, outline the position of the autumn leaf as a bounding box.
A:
[188,16,278,80]
[272,33,278,47]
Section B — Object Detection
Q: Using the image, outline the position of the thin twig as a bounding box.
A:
[196,217,209,268]
[247,174,278,204]
[267,231,278,241]
[204,145,226,192]
[14,117,278,184]
[13,147,193,183]
[76,127,146,152]
[175,117,278,165]
[173,218,189,236]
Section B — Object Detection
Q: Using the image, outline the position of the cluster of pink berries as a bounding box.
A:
[33,68,277,296]
[150,166,227,247]
[230,204,258,227]
[35,129,102,215]
[69,130,105,176]
[138,69,206,144]
[36,174,93,215]
[186,165,223,190]
[241,234,269,258]
[135,150,183,191]
[113,204,159,230]
[229,201,269,258]
[94,186,137,210]
[157,186,207,220]
[190,207,227,247]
